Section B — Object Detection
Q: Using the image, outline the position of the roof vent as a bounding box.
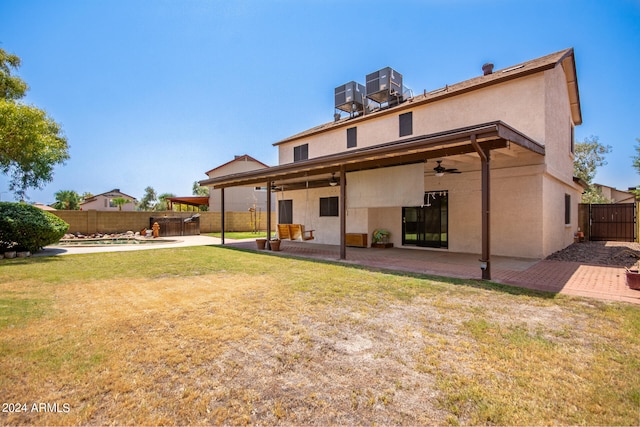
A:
[335,81,366,116]
[366,67,403,106]
[482,63,494,76]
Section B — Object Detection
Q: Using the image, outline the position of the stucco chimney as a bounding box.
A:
[482,63,494,76]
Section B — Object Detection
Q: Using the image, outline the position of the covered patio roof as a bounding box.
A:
[199,121,544,190]
[166,196,210,210]
[199,120,545,281]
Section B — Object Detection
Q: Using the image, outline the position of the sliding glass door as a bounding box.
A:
[402,191,448,248]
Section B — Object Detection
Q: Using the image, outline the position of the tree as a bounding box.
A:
[155,193,175,211]
[581,187,611,204]
[192,181,209,196]
[573,135,611,183]
[81,192,94,203]
[630,138,640,199]
[111,197,130,211]
[52,190,81,210]
[0,202,69,252]
[137,186,157,211]
[0,49,69,199]
[631,138,640,176]
[573,135,612,203]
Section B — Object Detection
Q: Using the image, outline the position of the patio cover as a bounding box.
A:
[166,196,210,210]
[199,120,545,280]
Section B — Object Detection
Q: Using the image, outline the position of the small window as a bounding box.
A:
[347,127,357,148]
[320,196,339,217]
[565,194,571,225]
[294,144,308,162]
[399,112,413,137]
[570,124,575,154]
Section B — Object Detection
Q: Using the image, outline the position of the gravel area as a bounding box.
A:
[546,241,640,267]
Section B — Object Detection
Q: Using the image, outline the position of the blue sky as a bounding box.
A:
[1,0,638,203]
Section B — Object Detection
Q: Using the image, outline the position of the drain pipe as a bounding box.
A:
[471,134,491,280]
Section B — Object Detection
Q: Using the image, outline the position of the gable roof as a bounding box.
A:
[274,48,581,146]
[80,189,137,204]
[204,154,270,176]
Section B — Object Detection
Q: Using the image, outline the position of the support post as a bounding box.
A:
[220,188,225,245]
[471,135,491,280]
[266,179,272,249]
[340,166,347,260]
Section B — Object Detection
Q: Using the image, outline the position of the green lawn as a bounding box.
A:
[207,231,269,240]
[1,246,639,425]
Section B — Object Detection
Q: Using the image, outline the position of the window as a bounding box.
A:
[278,200,293,224]
[565,194,571,225]
[347,127,357,148]
[294,144,308,162]
[570,124,575,154]
[319,196,339,217]
[399,112,413,137]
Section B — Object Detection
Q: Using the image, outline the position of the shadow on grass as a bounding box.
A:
[219,245,560,301]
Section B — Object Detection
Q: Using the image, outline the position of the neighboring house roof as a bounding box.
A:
[593,183,636,203]
[204,154,269,176]
[80,189,138,205]
[274,48,580,146]
[33,203,57,211]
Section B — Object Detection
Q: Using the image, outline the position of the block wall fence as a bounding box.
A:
[51,210,275,235]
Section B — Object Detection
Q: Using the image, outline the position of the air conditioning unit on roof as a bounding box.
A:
[335,81,366,114]
[366,67,403,105]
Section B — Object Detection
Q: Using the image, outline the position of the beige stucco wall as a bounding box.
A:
[278,73,547,164]
[273,61,580,258]
[208,158,272,213]
[541,173,582,256]
[277,162,550,258]
[81,195,136,211]
[347,164,424,208]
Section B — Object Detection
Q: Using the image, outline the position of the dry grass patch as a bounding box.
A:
[0,246,639,425]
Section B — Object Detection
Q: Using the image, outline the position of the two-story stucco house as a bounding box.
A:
[80,189,137,211]
[204,155,275,213]
[200,48,584,279]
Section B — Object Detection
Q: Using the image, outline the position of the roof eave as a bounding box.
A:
[273,48,578,146]
[200,121,544,189]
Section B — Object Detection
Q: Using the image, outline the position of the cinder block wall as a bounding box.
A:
[52,211,275,235]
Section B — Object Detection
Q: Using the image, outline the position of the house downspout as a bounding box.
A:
[220,188,225,245]
[471,134,491,280]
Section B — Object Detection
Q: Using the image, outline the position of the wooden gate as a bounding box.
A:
[581,203,636,242]
[150,216,200,237]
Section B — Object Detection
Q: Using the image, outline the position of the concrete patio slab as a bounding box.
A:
[227,239,640,305]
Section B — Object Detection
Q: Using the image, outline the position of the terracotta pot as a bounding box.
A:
[626,270,640,290]
[270,240,281,251]
[256,239,267,250]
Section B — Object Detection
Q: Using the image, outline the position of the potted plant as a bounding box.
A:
[372,229,392,248]
[625,262,640,290]
[269,239,281,251]
[256,238,267,250]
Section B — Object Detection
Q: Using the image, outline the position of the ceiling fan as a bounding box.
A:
[433,160,461,177]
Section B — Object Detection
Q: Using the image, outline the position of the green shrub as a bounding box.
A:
[0,202,69,252]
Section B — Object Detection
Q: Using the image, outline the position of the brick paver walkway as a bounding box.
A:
[229,240,640,305]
